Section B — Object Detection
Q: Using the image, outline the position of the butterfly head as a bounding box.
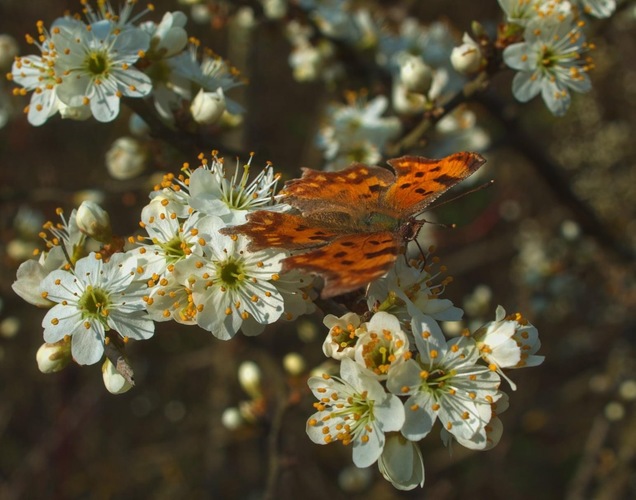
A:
[399,217,426,243]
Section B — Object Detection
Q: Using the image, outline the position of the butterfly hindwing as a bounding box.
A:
[222,211,341,251]
[383,152,486,216]
[281,231,400,298]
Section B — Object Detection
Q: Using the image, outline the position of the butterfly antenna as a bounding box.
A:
[420,179,495,215]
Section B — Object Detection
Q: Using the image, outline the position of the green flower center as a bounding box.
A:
[160,236,189,263]
[217,259,245,288]
[86,51,110,76]
[78,285,111,319]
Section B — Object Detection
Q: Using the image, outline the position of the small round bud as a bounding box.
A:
[604,401,625,422]
[619,379,636,402]
[262,0,287,19]
[106,137,147,180]
[0,34,19,71]
[0,316,20,338]
[282,352,306,376]
[190,88,226,125]
[190,4,212,24]
[450,33,482,75]
[338,465,373,493]
[238,360,262,399]
[399,54,433,95]
[76,200,112,243]
[221,407,244,430]
[102,358,133,395]
[234,7,256,29]
[36,341,71,374]
[59,102,92,121]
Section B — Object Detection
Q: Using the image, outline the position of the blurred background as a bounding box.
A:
[0,0,635,498]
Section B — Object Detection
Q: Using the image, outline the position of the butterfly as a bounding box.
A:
[222,152,486,298]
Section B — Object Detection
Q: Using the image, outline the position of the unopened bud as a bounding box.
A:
[283,352,306,376]
[399,54,433,95]
[59,102,92,121]
[190,88,226,125]
[221,407,244,430]
[102,358,133,394]
[262,0,287,19]
[36,341,71,373]
[238,360,262,399]
[76,200,112,243]
[471,20,487,38]
[106,137,147,180]
[450,33,482,75]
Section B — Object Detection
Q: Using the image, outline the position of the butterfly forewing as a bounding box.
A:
[383,152,486,217]
[281,164,395,218]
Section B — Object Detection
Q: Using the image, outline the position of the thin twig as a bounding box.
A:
[387,72,490,157]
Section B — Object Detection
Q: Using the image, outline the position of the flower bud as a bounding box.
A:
[190,88,226,125]
[102,358,133,395]
[282,352,306,376]
[105,137,147,180]
[399,55,433,95]
[0,316,20,338]
[76,200,112,243]
[59,102,92,121]
[190,4,212,24]
[221,407,244,430]
[36,341,71,373]
[450,33,482,75]
[151,12,188,58]
[238,360,262,399]
[0,34,19,71]
[262,0,287,20]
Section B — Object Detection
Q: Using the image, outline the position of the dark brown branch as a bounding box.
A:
[124,98,242,159]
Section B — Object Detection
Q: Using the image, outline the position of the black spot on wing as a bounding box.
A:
[434,174,459,186]
[365,247,398,259]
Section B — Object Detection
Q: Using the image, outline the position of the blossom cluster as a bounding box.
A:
[284,5,483,168]
[4,0,561,493]
[274,0,617,168]
[12,148,544,490]
[13,153,315,377]
[498,0,613,116]
[8,1,241,126]
[307,253,543,490]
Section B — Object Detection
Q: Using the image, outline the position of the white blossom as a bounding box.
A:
[307,357,405,468]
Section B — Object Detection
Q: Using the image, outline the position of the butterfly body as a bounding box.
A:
[223,152,486,298]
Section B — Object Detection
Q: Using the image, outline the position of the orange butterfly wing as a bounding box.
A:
[281,163,395,217]
[282,231,400,298]
[383,152,486,217]
[221,211,342,250]
[225,152,487,298]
